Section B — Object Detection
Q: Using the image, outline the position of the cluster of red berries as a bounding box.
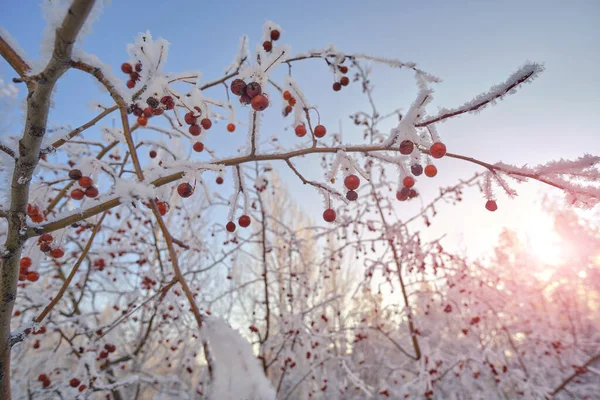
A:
[282,90,296,117]
[18,257,39,282]
[262,29,281,52]
[225,214,251,233]
[332,65,350,92]
[230,79,269,112]
[27,204,45,223]
[38,374,51,388]
[294,121,327,139]
[34,231,64,259]
[121,62,142,89]
[68,169,98,200]
[129,95,172,127]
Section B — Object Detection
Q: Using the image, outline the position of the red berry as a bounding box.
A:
[184,112,197,125]
[78,177,93,189]
[239,93,251,105]
[42,379,51,388]
[121,63,132,74]
[344,174,360,191]
[332,82,342,91]
[40,243,51,253]
[132,106,143,117]
[262,41,273,52]
[49,248,65,259]
[430,142,447,159]
[153,107,164,116]
[78,385,87,392]
[160,96,175,110]
[30,214,44,223]
[485,200,498,212]
[396,187,410,201]
[408,189,418,199]
[283,91,292,101]
[143,107,153,118]
[284,105,293,116]
[130,72,140,81]
[68,169,82,180]
[314,125,326,138]
[346,190,358,201]
[38,374,48,382]
[245,82,262,98]
[200,118,212,130]
[27,204,40,217]
[231,79,246,96]
[149,150,157,158]
[403,176,415,188]
[40,233,53,243]
[411,164,423,176]
[339,65,348,74]
[193,142,204,152]
[270,29,280,41]
[85,186,99,198]
[226,221,236,232]
[340,76,350,86]
[251,94,269,111]
[323,208,336,223]
[71,189,85,200]
[20,257,32,269]
[288,97,296,106]
[189,124,201,136]
[126,80,135,89]
[70,378,80,388]
[177,183,194,198]
[137,116,148,126]
[424,165,437,177]
[238,215,251,228]
[156,202,169,216]
[399,140,414,155]
[227,123,236,132]
[216,177,224,185]
[295,124,307,137]
[135,63,142,72]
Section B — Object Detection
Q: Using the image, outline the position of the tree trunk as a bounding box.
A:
[0,1,96,397]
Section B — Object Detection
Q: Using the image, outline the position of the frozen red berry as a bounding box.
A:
[295,124,307,137]
[332,82,342,91]
[251,94,269,111]
[84,186,99,198]
[323,208,336,223]
[424,165,437,177]
[485,200,498,212]
[403,176,415,188]
[177,183,194,198]
[430,142,447,159]
[344,174,360,191]
[231,79,246,96]
[49,248,65,259]
[399,140,414,155]
[263,41,273,52]
[314,125,326,138]
[68,169,82,180]
[227,123,235,132]
[270,30,280,41]
[20,257,32,269]
[245,82,262,98]
[78,177,93,189]
[226,221,236,232]
[121,63,132,74]
[193,142,204,152]
[346,190,358,201]
[200,118,212,130]
[184,112,197,125]
[189,124,201,136]
[238,215,251,228]
[340,76,350,86]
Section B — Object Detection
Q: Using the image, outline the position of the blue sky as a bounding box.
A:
[1,0,599,258]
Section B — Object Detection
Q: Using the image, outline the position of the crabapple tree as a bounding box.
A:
[0,0,599,399]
